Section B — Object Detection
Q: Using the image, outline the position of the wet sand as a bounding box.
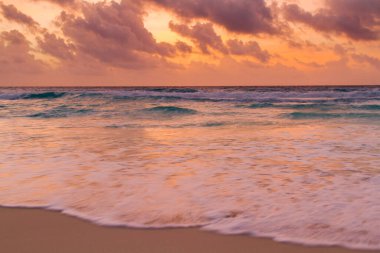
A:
[0,207,378,253]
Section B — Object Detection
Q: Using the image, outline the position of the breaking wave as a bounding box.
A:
[22,92,67,99]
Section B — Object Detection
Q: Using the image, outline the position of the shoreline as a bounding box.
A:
[1,207,379,253]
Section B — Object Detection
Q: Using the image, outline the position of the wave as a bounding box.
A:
[354,105,380,110]
[113,95,186,102]
[77,86,380,104]
[248,102,380,111]
[145,88,199,93]
[248,103,337,111]
[287,112,380,120]
[248,103,275,109]
[1,86,380,104]
[107,121,228,129]
[22,92,67,100]
[0,91,67,100]
[285,104,334,110]
[143,106,197,115]
[201,122,226,127]
[27,106,93,118]
[76,92,109,98]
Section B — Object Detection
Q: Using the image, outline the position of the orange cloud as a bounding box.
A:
[0,2,38,28]
[0,0,379,86]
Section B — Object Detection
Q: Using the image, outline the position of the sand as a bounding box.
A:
[0,207,379,253]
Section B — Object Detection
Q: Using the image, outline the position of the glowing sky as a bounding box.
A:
[0,0,379,86]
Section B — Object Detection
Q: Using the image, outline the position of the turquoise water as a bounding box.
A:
[0,86,379,249]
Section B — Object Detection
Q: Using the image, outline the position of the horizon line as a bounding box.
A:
[1,84,380,88]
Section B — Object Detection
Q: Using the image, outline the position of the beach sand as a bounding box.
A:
[0,207,378,253]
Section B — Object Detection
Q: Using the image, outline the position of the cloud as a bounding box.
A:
[32,0,76,6]
[149,0,278,35]
[352,54,380,69]
[56,0,178,69]
[328,0,380,20]
[37,31,75,60]
[175,41,192,54]
[169,22,227,54]
[0,0,379,86]
[169,22,269,62]
[227,39,270,62]
[1,29,28,44]
[283,0,380,41]
[0,2,38,28]
[0,30,45,74]
[49,0,75,4]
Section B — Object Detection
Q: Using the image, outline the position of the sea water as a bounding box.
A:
[0,86,379,249]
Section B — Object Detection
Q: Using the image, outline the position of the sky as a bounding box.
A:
[0,0,379,86]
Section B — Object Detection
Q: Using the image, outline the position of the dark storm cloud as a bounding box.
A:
[283,0,380,41]
[0,2,38,28]
[149,0,278,35]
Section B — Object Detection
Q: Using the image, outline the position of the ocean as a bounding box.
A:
[0,86,379,249]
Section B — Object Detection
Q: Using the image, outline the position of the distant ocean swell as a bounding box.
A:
[6,105,380,120]
[0,87,380,120]
[27,106,94,119]
[1,87,380,103]
[287,112,380,119]
[0,86,380,250]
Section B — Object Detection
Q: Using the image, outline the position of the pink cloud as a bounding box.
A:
[0,2,38,28]
[283,0,380,41]
[149,0,278,35]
